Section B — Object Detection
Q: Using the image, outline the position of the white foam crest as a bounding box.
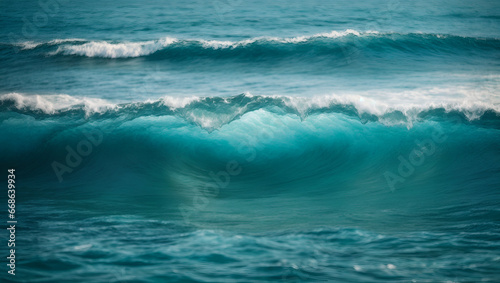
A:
[314,29,361,38]
[186,113,220,130]
[0,93,116,115]
[14,29,373,55]
[53,37,178,58]
[275,87,499,125]
[16,38,87,50]
[160,96,201,110]
[155,87,497,123]
[199,29,371,49]
[278,29,381,44]
[185,109,248,130]
[277,94,389,117]
[200,40,235,49]
[42,30,379,56]
[2,90,497,126]
[22,31,498,58]
[18,41,40,50]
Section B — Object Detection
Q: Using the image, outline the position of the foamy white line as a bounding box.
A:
[0,93,117,115]
[17,38,87,50]
[285,97,498,125]
[18,31,500,58]
[52,37,178,58]
[160,96,201,110]
[1,92,498,124]
[48,29,379,57]
[199,29,375,49]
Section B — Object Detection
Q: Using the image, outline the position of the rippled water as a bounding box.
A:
[1,0,500,282]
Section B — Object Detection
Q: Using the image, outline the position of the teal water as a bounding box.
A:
[1,0,500,282]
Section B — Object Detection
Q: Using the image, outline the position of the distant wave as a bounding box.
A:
[4,30,499,59]
[14,38,87,50]
[1,93,498,130]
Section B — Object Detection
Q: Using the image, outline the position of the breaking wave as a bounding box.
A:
[3,30,499,59]
[1,93,499,130]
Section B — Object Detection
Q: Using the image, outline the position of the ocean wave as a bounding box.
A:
[0,92,116,115]
[50,37,178,58]
[6,30,499,58]
[1,93,498,130]
[12,38,87,50]
[2,93,499,201]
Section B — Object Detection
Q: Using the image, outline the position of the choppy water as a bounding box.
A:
[1,0,500,282]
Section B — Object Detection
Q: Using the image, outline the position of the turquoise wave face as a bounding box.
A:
[2,97,499,229]
[2,97,500,282]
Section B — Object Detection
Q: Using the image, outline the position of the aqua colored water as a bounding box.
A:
[1,0,500,282]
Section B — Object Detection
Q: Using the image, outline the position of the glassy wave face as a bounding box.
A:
[1,93,500,282]
[1,0,500,282]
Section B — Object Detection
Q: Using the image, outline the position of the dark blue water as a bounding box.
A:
[1,0,500,282]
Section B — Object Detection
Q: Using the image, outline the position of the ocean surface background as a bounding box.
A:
[1,0,500,282]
